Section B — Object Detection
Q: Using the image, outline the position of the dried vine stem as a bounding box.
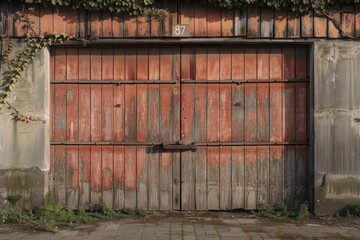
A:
[6,102,46,124]
[322,10,360,40]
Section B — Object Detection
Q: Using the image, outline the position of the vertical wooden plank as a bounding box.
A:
[220,49,232,142]
[148,49,160,210]
[90,49,102,142]
[234,8,247,36]
[114,146,125,209]
[231,48,245,142]
[79,146,90,208]
[245,84,257,141]
[247,7,260,38]
[284,48,295,80]
[112,14,124,38]
[257,146,269,208]
[295,146,308,204]
[28,5,40,35]
[261,8,274,38]
[222,8,234,36]
[66,48,79,80]
[150,0,162,37]
[195,147,207,210]
[66,146,79,209]
[314,16,327,37]
[207,5,221,37]
[53,6,67,33]
[231,146,245,209]
[180,0,194,36]
[270,146,284,205]
[342,5,355,37]
[90,11,102,37]
[124,14,137,37]
[79,83,91,142]
[102,11,112,37]
[54,146,66,206]
[270,83,283,142]
[65,7,77,36]
[257,48,269,80]
[287,11,300,38]
[102,146,113,208]
[160,151,172,210]
[328,11,340,38]
[90,146,102,205]
[79,8,86,37]
[13,3,25,37]
[101,49,114,142]
[301,13,313,38]
[245,146,257,209]
[257,84,270,142]
[124,147,137,208]
[114,49,125,142]
[296,83,308,142]
[356,5,360,38]
[208,147,220,210]
[66,84,79,141]
[39,5,52,35]
[124,49,137,141]
[284,146,296,208]
[283,83,295,142]
[163,0,177,36]
[194,1,207,37]
[274,9,287,38]
[270,48,283,79]
[137,15,150,37]
[295,47,308,79]
[220,147,231,210]
[136,146,148,209]
[245,48,257,80]
[79,48,90,81]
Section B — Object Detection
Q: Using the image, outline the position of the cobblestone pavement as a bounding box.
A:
[1,215,360,240]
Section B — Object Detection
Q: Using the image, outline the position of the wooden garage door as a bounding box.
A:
[50,46,309,210]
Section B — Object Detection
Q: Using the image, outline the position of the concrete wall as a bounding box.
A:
[315,41,360,215]
[0,41,50,209]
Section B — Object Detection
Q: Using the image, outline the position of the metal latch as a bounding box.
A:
[162,141,197,151]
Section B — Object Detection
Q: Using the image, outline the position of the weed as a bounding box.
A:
[257,202,310,219]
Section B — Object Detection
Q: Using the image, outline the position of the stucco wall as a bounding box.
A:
[0,41,50,208]
[315,41,360,215]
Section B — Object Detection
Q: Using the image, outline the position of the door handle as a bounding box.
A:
[162,141,197,151]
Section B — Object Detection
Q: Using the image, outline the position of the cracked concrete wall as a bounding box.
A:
[0,41,50,208]
[315,41,360,215]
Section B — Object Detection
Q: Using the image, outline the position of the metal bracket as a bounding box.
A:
[162,141,197,151]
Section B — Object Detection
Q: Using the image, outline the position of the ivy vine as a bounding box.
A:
[21,0,360,14]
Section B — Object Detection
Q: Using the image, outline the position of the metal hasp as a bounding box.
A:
[162,141,197,151]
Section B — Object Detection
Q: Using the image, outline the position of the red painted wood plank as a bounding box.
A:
[295,146,308,204]
[102,146,113,208]
[269,48,283,79]
[261,8,274,38]
[13,3,25,37]
[295,47,308,79]
[274,10,287,38]
[65,7,77,36]
[79,146,90,208]
[284,146,296,208]
[55,48,66,81]
[245,146,257,209]
[90,11,102,37]
[245,84,257,142]
[114,146,125,209]
[113,49,125,142]
[136,83,148,142]
[27,5,40,35]
[148,149,160,210]
[102,12,112,37]
[195,147,207,210]
[270,83,283,142]
[220,84,232,142]
[162,0,178,37]
[54,84,66,142]
[207,84,220,142]
[90,146,101,205]
[124,147,137,208]
[66,145,79,209]
[287,11,300,38]
[245,48,257,80]
[207,5,221,37]
[112,14,124,38]
[90,83,102,142]
[234,8,247,36]
[208,147,220,210]
[54,146,66,206]
[66,84,79,141]
[284,48,295,80]
[78,8,86,37]
[79,84,91,142]
[150,1,162,37]
[232,83,245,142]
[173,152,181,210]
[329,11,340,38]
[257,84,270,141]
[180,1,195,36]
[356,5,360,38]
[194,1,207,37]
[301,13,313,38]
[66,48,79,80]
[39,5,53,35]
[90,49,101,81]
[136,146,148,209]
[247,7,260,38]
[124,14,137,37]
[283,83,295,141]
[231,146,245,209]
[314,16,327,37]
[257,146,269,207]
[79,49,90,81]
[296,83,308,141]
[222,8,233,36]
[160,151,172,210]
[257,48,269,80]
[220,147,231,210]
[53,6,67,33]
[137,15,150,37]
[270,146,284,205]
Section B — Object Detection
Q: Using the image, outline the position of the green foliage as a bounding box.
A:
[22,0,360,14]
[257,202,310,219]
[0,204,149,232]
[5,194,22,208]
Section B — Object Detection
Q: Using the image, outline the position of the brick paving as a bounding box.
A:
[0,216,359,240]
